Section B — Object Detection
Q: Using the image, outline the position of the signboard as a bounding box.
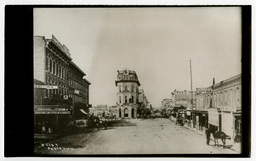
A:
[222,112,233,137]
[34,106,70,114]
[208,108,219,126]
[34,85,58,89]
[74,90,80,94]
[186,111,191,116]
[35,111,70,114]
[196,88,211,95]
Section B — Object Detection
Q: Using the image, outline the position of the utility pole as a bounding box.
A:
[190,60,193,109]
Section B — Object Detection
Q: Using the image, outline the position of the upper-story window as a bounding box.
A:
[49,59,52,73]
[224,91,227,105]
[230,89,233,106]
[125,96,127,103]
[119,85,121,92]
[53,61,56,75]
[131,85,134,92]
[125,85,128,91]
[237,87,240,103]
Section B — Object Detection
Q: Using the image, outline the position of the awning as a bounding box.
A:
[80,109,88,115]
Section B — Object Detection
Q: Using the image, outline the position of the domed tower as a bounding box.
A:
[115,69,140,119]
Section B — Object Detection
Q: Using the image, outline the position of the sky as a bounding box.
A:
[34,7,241,107]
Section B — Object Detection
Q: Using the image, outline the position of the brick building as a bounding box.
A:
[34,35,91,133]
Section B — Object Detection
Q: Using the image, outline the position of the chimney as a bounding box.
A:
[213,78,215,85]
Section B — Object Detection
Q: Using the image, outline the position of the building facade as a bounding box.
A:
[34,35,90,133]
[171,90,196,109]
[161,99,172,109]
[115,69,140,119]
[211,74,242,143]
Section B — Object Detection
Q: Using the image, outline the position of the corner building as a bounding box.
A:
[115,69,140,119]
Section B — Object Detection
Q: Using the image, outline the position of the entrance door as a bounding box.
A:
[131,108,134,118]
[119,109,121,118]
[124,108,129,117]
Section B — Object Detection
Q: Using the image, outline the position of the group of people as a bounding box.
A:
[35,121,53,134]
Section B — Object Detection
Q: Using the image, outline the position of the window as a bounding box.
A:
[53,61,55,74]
[119,85,121,92]
[132,96,134,103]
[237,88,240,103]
[131,85,134,92]
[220,92,222,104]
[225,91,227,105]
[230,89,233,106]
[125,85,127,91]
[125,96,127,103]
[49,59,52,73]
[119,96,121,104]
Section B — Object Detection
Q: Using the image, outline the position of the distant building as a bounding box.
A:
[161,99,172,109]
[171,90,196,109]
[90,105,108,116]
[115,69,141,118]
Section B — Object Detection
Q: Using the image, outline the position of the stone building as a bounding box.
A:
[115,69,140,119]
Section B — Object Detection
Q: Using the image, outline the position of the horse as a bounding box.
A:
[207,126,231,149]
[212,130,231,148]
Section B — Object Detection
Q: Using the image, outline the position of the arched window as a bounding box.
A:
[132,96,134,103]
[119,85,121,92]
[124,108,129,117]
[125,96,127,103]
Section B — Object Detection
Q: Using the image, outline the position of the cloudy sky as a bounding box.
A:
[34,7,241,107]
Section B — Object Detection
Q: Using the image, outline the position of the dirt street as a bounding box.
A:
[35,118,237,155]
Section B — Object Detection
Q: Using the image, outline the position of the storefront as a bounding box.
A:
[34,105,71,134]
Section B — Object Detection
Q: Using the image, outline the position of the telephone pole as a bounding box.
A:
[190,60,193,109]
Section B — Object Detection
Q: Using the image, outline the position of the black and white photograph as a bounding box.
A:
[31,6,248,155]
[4,4,252,158]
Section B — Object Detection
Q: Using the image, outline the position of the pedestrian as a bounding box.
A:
[205,128,211,145]
[42,122,46,134]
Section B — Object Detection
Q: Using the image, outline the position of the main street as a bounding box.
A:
[35,118,237,155]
